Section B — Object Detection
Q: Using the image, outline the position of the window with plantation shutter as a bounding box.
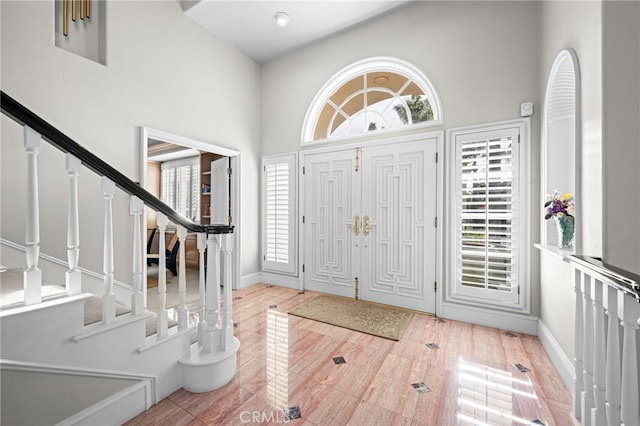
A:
[262,153,297,275]
[447,121,529,310]
[160,157,200,222]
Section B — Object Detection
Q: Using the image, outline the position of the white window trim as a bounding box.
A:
[301,56,444,145]
[445,119,531,314]
[262,153,298,276]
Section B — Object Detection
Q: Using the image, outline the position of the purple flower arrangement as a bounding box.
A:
[544,192,575,220]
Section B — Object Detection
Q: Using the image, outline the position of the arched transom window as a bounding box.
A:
[302,57,442,144]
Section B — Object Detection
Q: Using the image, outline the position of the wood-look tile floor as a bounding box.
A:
[126,284,574,426]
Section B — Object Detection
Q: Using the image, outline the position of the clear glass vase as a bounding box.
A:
[554,215,575,250]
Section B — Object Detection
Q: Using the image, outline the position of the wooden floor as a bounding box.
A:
[126,284,574,426]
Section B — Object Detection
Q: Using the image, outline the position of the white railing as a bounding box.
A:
[3,91,239,392]
[570,255,640,426]
[17,126,235,339]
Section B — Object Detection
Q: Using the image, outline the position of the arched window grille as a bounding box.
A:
[302,57,442,144]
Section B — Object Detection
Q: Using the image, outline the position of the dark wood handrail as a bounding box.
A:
[1,91,233,235]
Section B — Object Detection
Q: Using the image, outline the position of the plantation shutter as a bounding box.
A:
[160,168,175,207]
[262,154,297,275]
[160,157,200,221]
[454,127,521,303]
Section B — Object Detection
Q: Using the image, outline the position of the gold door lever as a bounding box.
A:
[353,215,360,236]
[363,215,370,236]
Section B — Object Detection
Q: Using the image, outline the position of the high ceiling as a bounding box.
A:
[183,1,414,64]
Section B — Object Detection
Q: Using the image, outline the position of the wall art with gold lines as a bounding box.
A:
[55,0,106,65]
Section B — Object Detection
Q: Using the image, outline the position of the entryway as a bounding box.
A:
[303,136,438,313]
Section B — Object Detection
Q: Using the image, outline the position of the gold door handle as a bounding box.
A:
[363,215,370,236]
[353,215,360,236]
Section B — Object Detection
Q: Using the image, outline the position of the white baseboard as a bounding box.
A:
[239,272,262,289]
[240,271,301,291]
[439,302,539,335]
[259,272,301,290]
[537,319,575,391]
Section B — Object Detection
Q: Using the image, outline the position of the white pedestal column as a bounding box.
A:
[65,154,82,296]
[202,233,222,353]
[177,225,188,330]
[130,196,144,315]
[23,126,42,305]
[101,177,116,324]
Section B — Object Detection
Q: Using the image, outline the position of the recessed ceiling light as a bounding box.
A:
[274,12,290,27]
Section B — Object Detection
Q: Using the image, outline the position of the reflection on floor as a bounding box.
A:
[126,284,574,425]
[146,264,201,327]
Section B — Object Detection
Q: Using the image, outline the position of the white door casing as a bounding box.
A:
[303,137,438,313]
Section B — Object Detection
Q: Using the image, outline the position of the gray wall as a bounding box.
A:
[262,1,541,156]
[1,1,262,279]
[261,0,542,312]
[602,1,640,275]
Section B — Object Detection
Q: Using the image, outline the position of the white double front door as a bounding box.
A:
[303,138,438,313]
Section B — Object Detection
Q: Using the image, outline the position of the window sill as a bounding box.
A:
[534,243,574,262]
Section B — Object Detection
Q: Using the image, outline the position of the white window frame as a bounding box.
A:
[445,119,530,313]
[160,156,200,222]
[262,153,298,276]
[301,56,443,145]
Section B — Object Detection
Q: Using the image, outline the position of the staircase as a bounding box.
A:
[0,92,240,424]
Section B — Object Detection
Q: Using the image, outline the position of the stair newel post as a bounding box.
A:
[130,196,144,315]
[197,232,206,344]
[101,177,116,324]
[221,232,234,350]
[203,232,222,353]
[65,154,82,296]
[177,225,188,330]
[23,126,42,305]
[156,213,169,338]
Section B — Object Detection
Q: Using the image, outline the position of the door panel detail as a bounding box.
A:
[304,139,437,313]
[304,151,360,297]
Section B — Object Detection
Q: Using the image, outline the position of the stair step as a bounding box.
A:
[1,267,175,337]
[0,267,66,309]
[83,296,131,326]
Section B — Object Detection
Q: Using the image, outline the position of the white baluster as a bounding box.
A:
[203,233,222,353]
[65,154,82,296]
[130,196,144,315]
[605,285,621,426]
[197,232,206,344]
[221,233,234,350]
[619,294,640,426]
[101,177,116,324]
[156,213,169,338]
[23,126,42,305]
[581,273,595,425]
[574,268,585,420]
[176,225,188,330]
[591,278,607,425]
